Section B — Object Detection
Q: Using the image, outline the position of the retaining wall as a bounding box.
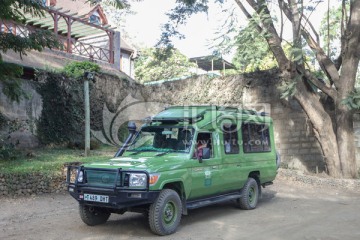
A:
[1,69,360,177]
[0,172,66,197]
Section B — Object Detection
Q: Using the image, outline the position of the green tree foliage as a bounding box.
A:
[232,26,277,72]
[0,0,61,102]
[63,61,101,79]
[135,48,196,83]
[210,4,278,72]
[319,3,359,86]
[319,4,344,59]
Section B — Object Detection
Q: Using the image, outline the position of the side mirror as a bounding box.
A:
[114,122,137,158]
[197,147,210,163]
[128,121,137,134]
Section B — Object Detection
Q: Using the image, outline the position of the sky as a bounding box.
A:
[124,0,238,61]
[122,0,335,62]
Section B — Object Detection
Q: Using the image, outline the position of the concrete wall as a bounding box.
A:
[0,81,42,148]
[1,70,359,173]
[121,52,133,78]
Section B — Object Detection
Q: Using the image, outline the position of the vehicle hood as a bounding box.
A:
[83,152,188,173]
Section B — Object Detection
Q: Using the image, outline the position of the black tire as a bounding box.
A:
[143,208,149,219]
[149,189,182,236]
[235,178,259,210]
[79,204,110,226]
[276,150,281,169]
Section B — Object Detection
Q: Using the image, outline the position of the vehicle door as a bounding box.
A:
[220,123,247,192]
[188,132,223,200]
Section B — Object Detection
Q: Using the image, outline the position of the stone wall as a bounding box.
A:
[1,69,360,174]
[0,81,42,148]
[0,172,66,197]
[141,71,327,172]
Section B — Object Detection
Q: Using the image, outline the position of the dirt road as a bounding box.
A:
[1,176,360,240]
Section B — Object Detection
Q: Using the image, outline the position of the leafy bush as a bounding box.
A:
[0,145,18,160]
[36,62,103,145]
[0,140,20,160]
[0,112,21,161]
[0,112,6,129]
[63,61,100,79]
[36,71,85,144]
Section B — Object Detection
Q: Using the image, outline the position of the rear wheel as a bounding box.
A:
[149,189,182,236]
[235,178,259,210]
[79,204,110,226]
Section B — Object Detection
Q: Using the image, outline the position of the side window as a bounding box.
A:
[242,123,271,153]
[193,133,213,158]
[222,124,239,154]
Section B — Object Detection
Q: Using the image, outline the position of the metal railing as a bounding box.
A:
[0,19,114,64]
[72,39,111,63]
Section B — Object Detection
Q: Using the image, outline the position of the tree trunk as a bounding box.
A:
[237,0,360,178]
[334,0,360,178]
[336,104,358,178]
[294,79,342,178]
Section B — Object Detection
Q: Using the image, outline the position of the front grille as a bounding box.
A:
[85,169,120,187]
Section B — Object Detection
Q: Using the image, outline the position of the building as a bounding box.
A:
[190,55,236,76]
[0,0,136,78]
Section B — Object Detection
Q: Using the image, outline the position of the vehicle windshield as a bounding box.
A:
[127,126,194,153]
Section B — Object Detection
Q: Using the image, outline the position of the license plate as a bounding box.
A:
[84,194,109,203]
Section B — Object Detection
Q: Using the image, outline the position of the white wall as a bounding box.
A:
[121,52,134,78]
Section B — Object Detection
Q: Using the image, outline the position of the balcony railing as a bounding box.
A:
[0,6,115,64]
[72,39,110,63]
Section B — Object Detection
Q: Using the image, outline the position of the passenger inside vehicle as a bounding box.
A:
[194,133,212,158]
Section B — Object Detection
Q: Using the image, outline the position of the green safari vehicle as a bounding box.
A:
[67,105,280,235]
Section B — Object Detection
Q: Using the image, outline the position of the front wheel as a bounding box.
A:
[79,204,110,226]
[149,189,182,236]
[235,177,259,210]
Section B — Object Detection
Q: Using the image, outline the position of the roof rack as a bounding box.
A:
[151,109,207,124]
[164,105,268,116]
[149,106,268,125]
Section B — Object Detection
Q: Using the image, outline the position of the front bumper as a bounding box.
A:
[68,185,160,209]
[66,166,160,209]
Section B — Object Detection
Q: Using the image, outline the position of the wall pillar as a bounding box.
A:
[113,31,121,70]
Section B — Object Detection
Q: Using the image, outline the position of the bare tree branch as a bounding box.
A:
[279,0,319,43]
[288,0,303,67]
[302,16,320,44]
[302,28,340,87]
[335,0,348,70]
[278,0,340,88]
[302,69,337,99]
[337,0,360,93]
[238,0,289,69]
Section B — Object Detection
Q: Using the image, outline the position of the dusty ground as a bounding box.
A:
[1,172,360,240]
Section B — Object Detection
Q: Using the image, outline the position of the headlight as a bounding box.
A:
[77,170,84,183]
[129,173,147,188]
